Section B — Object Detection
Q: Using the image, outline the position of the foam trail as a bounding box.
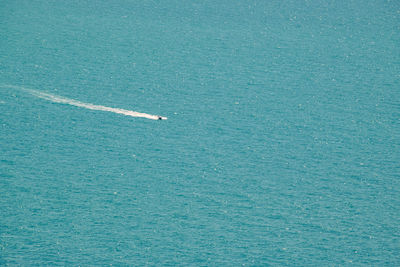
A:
[2,84,167,120]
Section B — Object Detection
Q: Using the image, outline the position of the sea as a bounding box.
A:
[0,0,399,265]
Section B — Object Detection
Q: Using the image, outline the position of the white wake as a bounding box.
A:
[2,84,167,120]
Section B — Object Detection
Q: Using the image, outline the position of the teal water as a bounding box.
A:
[1,0,399,265]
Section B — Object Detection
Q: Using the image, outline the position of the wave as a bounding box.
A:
[1,84,167,120]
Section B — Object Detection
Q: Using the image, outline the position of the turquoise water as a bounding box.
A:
[1,0,399,265]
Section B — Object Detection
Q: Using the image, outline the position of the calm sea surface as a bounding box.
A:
[1,0,399,265]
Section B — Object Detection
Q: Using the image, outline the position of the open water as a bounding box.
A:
[1,0,399,265]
